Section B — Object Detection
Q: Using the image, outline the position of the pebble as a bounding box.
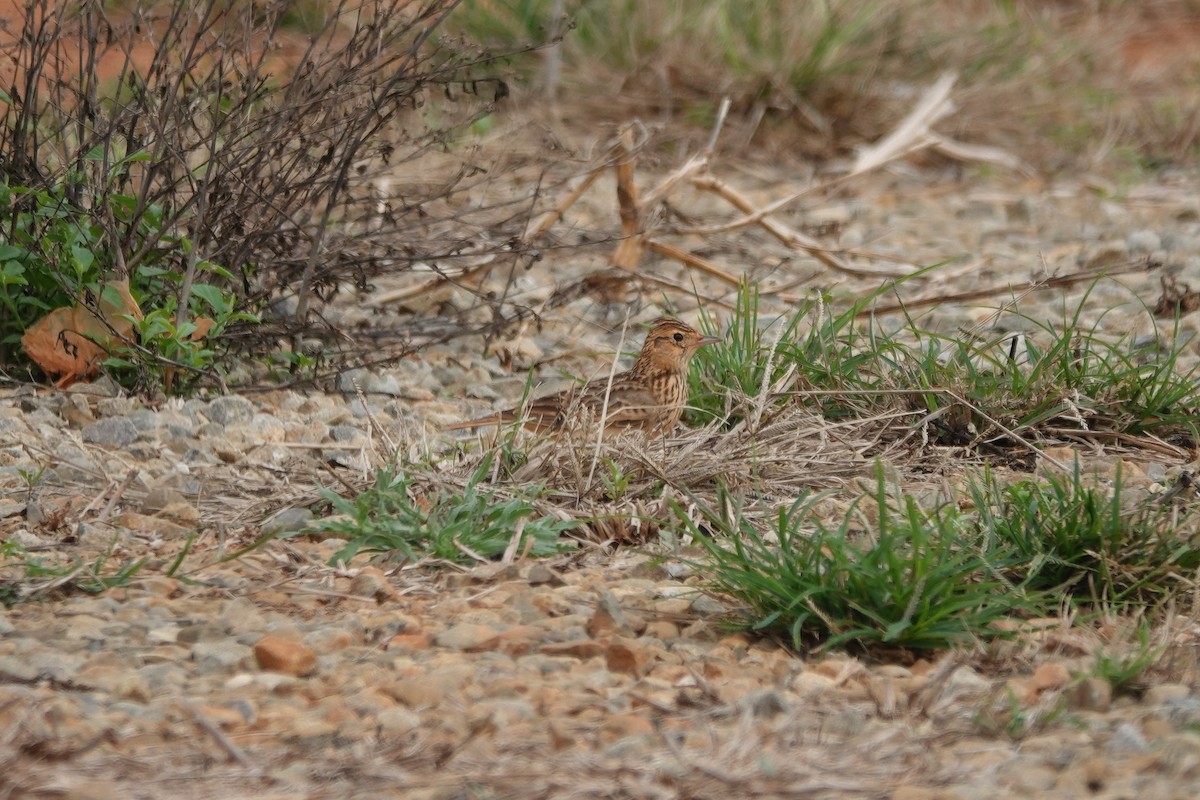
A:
[434,623,502,651]
[1108,721,1151,753]
[192,640,255,672]
[1127,229,1162,254]
[81,417,140,447]
[254,635,318,677]
[1144,684,1191,705]
[260,507,315,537]
[205,395,255,425]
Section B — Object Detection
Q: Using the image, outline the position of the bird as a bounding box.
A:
[442,318,720,438]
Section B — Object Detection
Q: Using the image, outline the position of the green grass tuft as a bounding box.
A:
[313,453,577,565]
[674,467,1039,653]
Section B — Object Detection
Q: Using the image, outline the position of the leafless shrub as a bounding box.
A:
[0,0,543,384]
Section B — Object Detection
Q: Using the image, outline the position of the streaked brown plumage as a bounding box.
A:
[443,318,720,437]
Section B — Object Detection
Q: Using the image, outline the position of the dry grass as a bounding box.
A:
[458,0,1200,169]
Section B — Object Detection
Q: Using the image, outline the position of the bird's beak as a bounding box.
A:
[698,335,721,346]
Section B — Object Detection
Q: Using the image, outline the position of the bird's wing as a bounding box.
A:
[572,380,664,429]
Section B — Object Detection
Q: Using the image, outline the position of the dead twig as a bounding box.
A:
[852,72,957,175]
[644,240,741,287]
[690,173,905,278]
[183,700,256,769]
[860,260,1152,317]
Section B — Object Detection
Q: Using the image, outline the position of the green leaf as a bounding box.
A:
[70,244,95,274]
[189,283,229,314]
[198,260,236,280]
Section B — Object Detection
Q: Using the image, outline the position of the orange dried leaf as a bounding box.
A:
[189,316,216,341]
[21,277,144,386]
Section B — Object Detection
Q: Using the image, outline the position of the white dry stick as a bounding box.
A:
[928,133,1034,176]
[639,97,730,209]
[852,72,957,175]
[501,517,527,564]
[586,316,634,493]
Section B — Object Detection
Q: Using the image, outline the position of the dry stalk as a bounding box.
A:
[861,259,1152,317]
[852,72,958,174]
[689,173,897,279]
[611,125,647,270]
[644,240,741,286]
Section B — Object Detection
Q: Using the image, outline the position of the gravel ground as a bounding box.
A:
[3,154,1200,799]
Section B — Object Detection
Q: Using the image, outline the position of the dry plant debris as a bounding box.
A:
[20,277,143,388]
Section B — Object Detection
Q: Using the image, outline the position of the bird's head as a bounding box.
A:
[635,318,720,371]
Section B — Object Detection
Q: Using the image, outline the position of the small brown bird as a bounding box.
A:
[443,318,720,437]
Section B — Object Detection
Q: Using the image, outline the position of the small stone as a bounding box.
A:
[1067,676,1112,712]
[329,424,365,443]
[736,689,787,718]
[259,506,315,537]
[1108,721,1150,753]
[127,576,180,598]
[875,665,914,679]
[254,635,318,677]
[93,395,135,416]
[112,511,190,537]
[527,563,561,586]
[690,595,727,615]
[177,621,229,644]
[652,598,692,615]
[998,755,1058,793]
[605,638,646,677]
[157,501,200,525]
[205,396,255,425]
[349,567,393,601]
[0,499,26,519]
[434,623,500,651]
[791,671,836,697]
[386,631,432,652]
[8,529,46,548]
[642,620,679,641]
[0,654,41,682]
[140,487,187,515]
[222,599,268,638]
[1025,662,1071,702]
[192,640,255,673]
[540,641,606,660]
[1083,243,1128,270]
[375,706,422,736]
[137,662,188,692]
[74,664,151,703]
[249,413,287,442]
[588,592,632,638]
[598,711,654,742]
[382,679,439,709]
[1142,716,1175,740]
[1144,683,1191,705]
[1127,229,1162,255]
[304,628,357,653]
[225,672,298,692]
[940,666,991,702]
[82,417,140,447]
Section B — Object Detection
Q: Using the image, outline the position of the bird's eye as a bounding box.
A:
[673,332,684,342]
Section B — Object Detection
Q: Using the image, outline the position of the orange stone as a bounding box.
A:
[254,635,318,677]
